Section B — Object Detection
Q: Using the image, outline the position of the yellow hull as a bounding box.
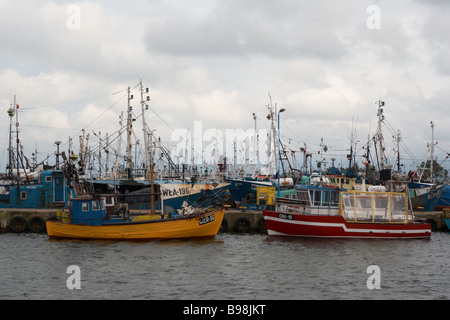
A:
[46,209,224,241]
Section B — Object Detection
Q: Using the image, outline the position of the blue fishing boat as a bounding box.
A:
[226,176,294,210]
[0,170,73,209]
[88,178,230,213]
[434,184,450,211]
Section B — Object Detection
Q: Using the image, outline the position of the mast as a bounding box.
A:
[428,121,436,182]
[14,95,20,204]
[140,80,151,179]
[266,93,277,176]
[395,129,402,172]
[376,100,388,170]
[7,105,15,178]
[126,87,133,179]
[114,112,123,176]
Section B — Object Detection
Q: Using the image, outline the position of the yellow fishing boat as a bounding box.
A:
[46,196,225,241]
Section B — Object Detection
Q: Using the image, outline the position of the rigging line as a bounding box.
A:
[19,91,122,110]
[146,105,178,135]
[70,91,128,142]
[20,124,79,131]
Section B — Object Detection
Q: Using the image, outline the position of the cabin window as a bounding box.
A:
[314,190,321,206]
[82,203,89,211]
[92,201,100,211]
[105,197,114,205]
[20,191,27,200]
[297,190,309,203]
[45,176,52,182]
[332,191,339,205]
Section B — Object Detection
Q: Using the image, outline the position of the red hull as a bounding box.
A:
[262,210,431,239]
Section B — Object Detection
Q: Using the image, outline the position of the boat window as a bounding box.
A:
[332,191,339,206]
[20,191,27,200]
[82,202,89,211]
[341,191,408,223]
[322,191,330,206]
[314,190,321,206]
[296,190,309,203]
[92,201,100,211]
[390,194,406,221]
[105,197,114,205]
[45,176,52,182]
[358,195,372,210]
[374,195,388,210]
[341,193,355,220]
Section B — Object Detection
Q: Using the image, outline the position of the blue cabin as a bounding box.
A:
[0,170,72,208]
[70,197,106,226]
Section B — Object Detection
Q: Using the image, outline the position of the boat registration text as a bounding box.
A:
[199,214,215,225]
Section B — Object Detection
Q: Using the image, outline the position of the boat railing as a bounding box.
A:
[275,198,307,214]
[339,191,412,224]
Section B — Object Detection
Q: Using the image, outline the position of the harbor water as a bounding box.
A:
[0,232,449,300]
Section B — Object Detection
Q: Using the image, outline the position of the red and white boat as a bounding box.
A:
[262,185,431,239]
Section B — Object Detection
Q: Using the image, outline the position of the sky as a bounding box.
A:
[1,0,450,175]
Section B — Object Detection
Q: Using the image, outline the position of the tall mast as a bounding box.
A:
[114,112,123,176]
[14,95,20,204]
[376,100,388,170]
[395,129,402,172]
[7,105,15,178]
[140,80,150,179]
[429,121,435,181]
[126,87,133,179]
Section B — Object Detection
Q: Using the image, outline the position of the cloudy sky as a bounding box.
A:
[1,0,450,174]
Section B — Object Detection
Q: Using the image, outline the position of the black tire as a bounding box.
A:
[28,216,46,233]
[219,219,228,233]
[427,218,437,231]
[258,218,267,234]
[234,217,251,233]
[8,216,27,233]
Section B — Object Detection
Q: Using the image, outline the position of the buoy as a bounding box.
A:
[8,216,27,233]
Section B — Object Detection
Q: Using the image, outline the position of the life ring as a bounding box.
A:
[28,216,46,233]
[234,217,251,233]
[8,216,27,233]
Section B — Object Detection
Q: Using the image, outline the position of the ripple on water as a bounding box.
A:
[0,232,449,299]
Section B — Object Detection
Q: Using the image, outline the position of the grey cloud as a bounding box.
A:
[144,1,349,59]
